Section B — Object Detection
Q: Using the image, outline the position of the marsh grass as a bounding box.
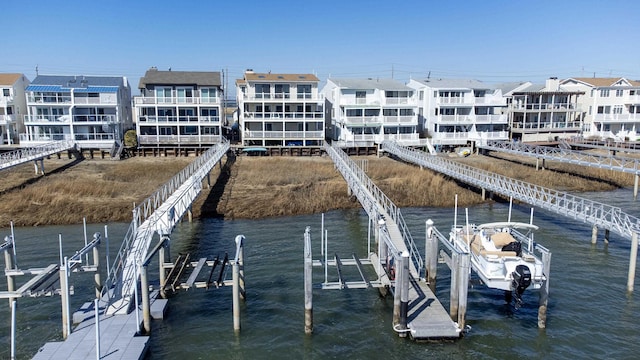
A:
[0,151,632,226]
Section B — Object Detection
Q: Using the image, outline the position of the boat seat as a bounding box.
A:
[469,234,518,257]
[491,232,516,247]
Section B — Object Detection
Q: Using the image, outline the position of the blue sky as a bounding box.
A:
[3,0,638,96]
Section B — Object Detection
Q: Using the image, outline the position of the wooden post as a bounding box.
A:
[4,236,16,307]
[232,261,241,332]
[457,252,470,330]
[425,220,438,292]
[140,263,151,334]
[591,225,598,245]
[604,229,610,244]
[304,227,313,335]
[449,253,459,321]
[60,257,71,339]
[539,250,552,328]
[634,174,638,200]
[627,232,638,293]
[481,188,486,200]
[159,246,167,299]
[187,206,193,223]
[398,251,410,338]
[92,234,101,299]
[236,235,245,299]
[392,252,401,327]
[536,158,540,171]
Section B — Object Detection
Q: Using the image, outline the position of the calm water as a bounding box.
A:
[1,187,639,360]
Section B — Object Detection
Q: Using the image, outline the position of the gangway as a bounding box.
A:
[104,139,230,314]
[323,142,461,339]
[381,140,640,291]
[478,140,640,198]
[0,140,77,172]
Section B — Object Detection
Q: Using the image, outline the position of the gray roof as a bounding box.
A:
[31,75,126,88]
[494,82,531,94]
[413,78,491,90]
[328,78,411,91]
[139,68,222,89]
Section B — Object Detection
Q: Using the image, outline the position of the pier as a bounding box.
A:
[317,142,462,340]
[0,140,77,174]
[478,140,640,198]
[381,140,640,291]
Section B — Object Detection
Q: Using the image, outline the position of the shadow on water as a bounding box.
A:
[199,151,236,218]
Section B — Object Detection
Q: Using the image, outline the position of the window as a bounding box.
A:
[613,105,623,114]
[297,84,312,99]
[597,106,611,114]
[616,89,624,97]
[419,91,424,100]
[201,88,217,100]
[2,89,9,97]
[600,89,610,97]
[255,84,270,98]
[274,84,290,98]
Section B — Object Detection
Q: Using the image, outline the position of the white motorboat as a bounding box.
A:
[449,202,549,305]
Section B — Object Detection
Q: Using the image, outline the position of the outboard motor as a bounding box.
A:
[512,265,532,305]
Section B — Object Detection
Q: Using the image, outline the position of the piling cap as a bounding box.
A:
[378,219,386,225]
[235,235,245,244]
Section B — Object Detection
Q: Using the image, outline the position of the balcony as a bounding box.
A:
[511,121,582,131]
[382,115,416,124]
[437,115,473,123]
[436,97,472,105]
[27,94,72,104]
[475,114,507,123]
[383,133,419,141]
[137,115,221,123]
[20,133,72,142]
[342,116,382,126]
[593,113,640,123]
[510,103,581,111]
[241,93,323,102]
[135,93,221,105]
[243,112,322,120]
[0,96,15,105]
[383,97,413,105]
[626,94,640,104]
[73,115,117,123]
[138,134,222,145]
[0,115,16,124]
[24,115,71,123]
[243,130,324,139]
[473,96,507,106]
[73,96,117,105]
[74,132,116,141]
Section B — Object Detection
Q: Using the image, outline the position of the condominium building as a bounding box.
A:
[323,78,420,146]
[0,73,29,145]
[408,79,508,146]
[21,75,132,149]
[236,71,324,147]
[134,68,224,148]
[560,77,640,141]
[507,78,584,143]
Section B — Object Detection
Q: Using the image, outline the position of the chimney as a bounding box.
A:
[546,77,560,91]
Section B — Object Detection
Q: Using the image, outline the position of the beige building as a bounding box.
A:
[0,73,29,145]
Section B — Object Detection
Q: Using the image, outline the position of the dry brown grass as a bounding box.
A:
[1,149,632,226]
[0,156,192,226]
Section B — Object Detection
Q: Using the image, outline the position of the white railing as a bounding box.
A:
[511,103,581,111]
[73,115,117,123]
[138,116,221,123]
[437,97,470,105]
[324,142,424,277]
[27,94,72,104]
[243,112,322,119]
[473,96,506,105]
[383,141,640,240]
[382,115,416,124]
[243,130,323,139]
[0,115,16,123]
[0,140,76,170]
[475,114,507,123]
[73,97,116,105]
[384,97,412,105]
[138,134,222,144]
[438,115,473,123]
[593,113,640,122]
[511,121,582,130]
[343,116,382,125]
[24,115,71,123]
[104,139,230,314]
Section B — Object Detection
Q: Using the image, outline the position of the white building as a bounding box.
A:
[21,75,132,149]
[560,77,640,141]
[407,78,508,147]
[134,68,224,147]
[236,71,324,147]
[323,78,420,146]
[0,73,29,145]
[507,78,584,143]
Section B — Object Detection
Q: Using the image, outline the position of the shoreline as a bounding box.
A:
[0,152,633,227]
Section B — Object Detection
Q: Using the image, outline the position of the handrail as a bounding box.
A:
[0,140,76,170]
[323,142,423,276]
[382,140,640,240]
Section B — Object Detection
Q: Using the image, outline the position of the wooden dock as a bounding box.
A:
[31,298,162,360]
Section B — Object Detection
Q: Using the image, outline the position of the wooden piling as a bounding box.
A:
[141,264,151,334]
[159,245,167,298]
[4,237,16,307]
[591,225,598,244]
[604,229,610,244]
[425,219,438,292]
[457,253,470,330]
[538,250,552,328]
[92,235,101,299]
[627,232,638,293]
[393,253,401,327]
[634,174,639,200]
[304,227,313,335]
[398,251,410,338]
[60,257,71,339]
[449,253,459,321]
